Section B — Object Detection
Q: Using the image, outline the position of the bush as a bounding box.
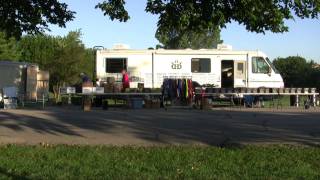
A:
[71,96,82,106]
[102,99,108,110]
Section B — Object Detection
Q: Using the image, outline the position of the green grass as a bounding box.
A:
[263,95,312,108]
[0,145,320,179]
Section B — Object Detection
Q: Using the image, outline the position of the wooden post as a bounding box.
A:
[83,95,92,112]
[295,95,299,107]
[68,93,72,105]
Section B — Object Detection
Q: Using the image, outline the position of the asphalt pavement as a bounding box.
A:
[0,107,319,146]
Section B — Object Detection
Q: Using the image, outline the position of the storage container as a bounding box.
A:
[3,98,17,109]
[130,98,143,109]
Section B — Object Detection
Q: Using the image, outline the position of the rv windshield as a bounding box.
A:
[265,57,279,74]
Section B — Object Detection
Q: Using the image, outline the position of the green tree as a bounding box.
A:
[0,0,75,38]
[81,48,95,81]
[1,1,319,40]
[18,31,94,102]
[52,31,92,100]
[273,56,315,87]
[97,0,320,34]
[0,32,21,60]
[19,34,59,69]
[156,26,222,49]
[96,0,318,49]
[311,65,320,89]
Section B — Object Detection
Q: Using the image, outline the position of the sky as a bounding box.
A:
[48,0,320,62]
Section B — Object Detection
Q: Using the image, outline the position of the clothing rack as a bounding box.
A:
[161,77,194,109]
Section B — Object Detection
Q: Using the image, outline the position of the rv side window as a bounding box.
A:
[191,58,211,73]
[252,57,269,74]
[106,58,127,73]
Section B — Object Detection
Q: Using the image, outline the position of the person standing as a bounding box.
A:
[80,73,91,83]
[122,69,130,92]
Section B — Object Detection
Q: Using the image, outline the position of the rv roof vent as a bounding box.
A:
[112,44,130,50]
[217,44,232,50]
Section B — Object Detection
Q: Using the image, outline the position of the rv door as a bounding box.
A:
[234,61,247,88]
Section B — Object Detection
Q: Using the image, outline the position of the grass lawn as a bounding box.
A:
[0,145,320,179]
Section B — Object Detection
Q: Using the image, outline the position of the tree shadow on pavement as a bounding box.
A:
[1,107,320,146]
[0,111,82,137]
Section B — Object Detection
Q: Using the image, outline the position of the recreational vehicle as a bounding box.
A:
[96,45,284,89]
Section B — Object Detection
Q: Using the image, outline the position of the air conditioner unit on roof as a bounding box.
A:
[217,44,233,50]
[112,44,130,50]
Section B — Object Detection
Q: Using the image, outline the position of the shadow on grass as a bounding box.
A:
[0,167,30,180]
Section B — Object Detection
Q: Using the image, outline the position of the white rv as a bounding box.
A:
[96,45,284,89]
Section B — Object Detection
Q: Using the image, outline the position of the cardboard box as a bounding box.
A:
[272,88,278,93]
[151,100,161,109]
[104,84,114,93]
[114,83,122,93]
[107,77,115,84]
[285,88,290,93]
[93,87,104,94]
[201,98,211,110]
[144,100,161,109]
[290,88,296,93]
[144,100,152,109]
[82,96,91,111]
[82,82,93,87]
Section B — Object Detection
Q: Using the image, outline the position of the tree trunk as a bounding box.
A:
[53,83,61,103]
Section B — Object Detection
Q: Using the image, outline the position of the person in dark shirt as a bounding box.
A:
[80,73,91,83]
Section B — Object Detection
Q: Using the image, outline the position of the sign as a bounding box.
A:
[93,87,104,94]
[171,60,182,70]
[82,87,105,94]
[60,87,76,94]
[82,87,93,94]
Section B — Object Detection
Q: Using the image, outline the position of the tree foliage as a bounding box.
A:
[96,0,319,49]
[96,0,320,34]
[0,0,75,38]
[19,33,59,70]
[0,32,21,60]
[2,0,319,48]
[156,26,222,49]
[95,0,130,22]
[273,56,320,88]
[17,31,94,101]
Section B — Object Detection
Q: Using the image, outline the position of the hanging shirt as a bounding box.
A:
[188,79,193,101]
[185,79,189,98]
[122,73,130,89]
[177,79,182,98]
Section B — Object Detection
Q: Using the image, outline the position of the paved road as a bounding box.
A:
[0,107,320,146]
